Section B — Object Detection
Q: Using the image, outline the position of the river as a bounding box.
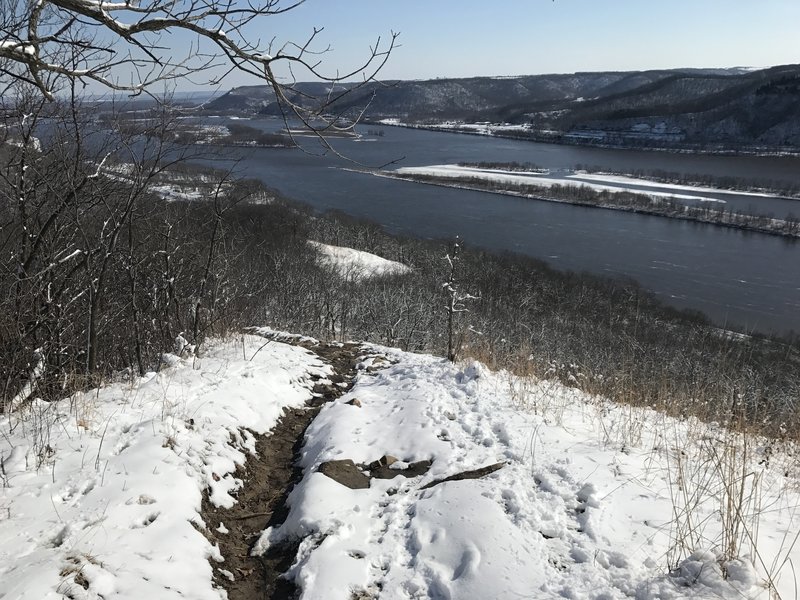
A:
[197,117,800,336]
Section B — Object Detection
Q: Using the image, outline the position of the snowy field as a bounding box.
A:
[2,335,798,599]
[309,241,411,281]
[393,164,731,204]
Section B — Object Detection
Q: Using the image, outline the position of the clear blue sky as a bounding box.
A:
[189,0,800,88]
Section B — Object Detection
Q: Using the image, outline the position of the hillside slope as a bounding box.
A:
[2,330,798,599]
[207,69,726,119]
[549,64,800,147]
[207,65,800,148]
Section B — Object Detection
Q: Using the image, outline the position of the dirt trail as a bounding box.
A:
[201,341,363,600]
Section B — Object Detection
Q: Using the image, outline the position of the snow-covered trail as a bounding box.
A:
[258,348,788,600]
[0,335,330,600]
[201,338,367,599]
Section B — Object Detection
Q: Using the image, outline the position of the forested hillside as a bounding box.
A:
[209,65,800,149]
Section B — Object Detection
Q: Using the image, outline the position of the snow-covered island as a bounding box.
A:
[373,164,800,239]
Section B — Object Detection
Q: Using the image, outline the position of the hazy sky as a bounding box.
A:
[209,0,800,88]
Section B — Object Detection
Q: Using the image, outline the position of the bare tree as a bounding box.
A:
[0,0,401,413]
[0,0,397,140]
[443,238,477,362]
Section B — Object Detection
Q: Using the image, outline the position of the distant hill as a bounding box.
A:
[206,65,800,149]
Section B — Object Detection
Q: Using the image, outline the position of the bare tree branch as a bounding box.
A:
[0,0,398,130]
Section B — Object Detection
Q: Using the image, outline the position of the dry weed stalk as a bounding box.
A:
[661,419,800,597]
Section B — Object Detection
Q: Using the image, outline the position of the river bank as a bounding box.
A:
[364,166,800,239]
[367,119,800,159]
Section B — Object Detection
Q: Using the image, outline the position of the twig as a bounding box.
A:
[230,510,273,520]
[249,339,273,362]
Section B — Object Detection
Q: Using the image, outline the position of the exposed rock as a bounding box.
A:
[420,462,505,490]
[367,454,398,470]
[370,458,432,480]
[346,398,362,407]
[318,459,371,489]
[319,455,434,487]
[364,356,392,373]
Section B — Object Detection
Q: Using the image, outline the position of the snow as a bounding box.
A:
[248,326,320,345]
[309,241,411,281]
[0,335,328,599]
[3,335,799,599]
[149,184,205,202]
[5,136,42,152]
[99,162,229,202]
[377,119,531,136]
[0,40,35,56]
[256,347,800,600]
[394,164,730,204]
[423,121,531,135]
[6,348,45,413]
[570,172,777,198]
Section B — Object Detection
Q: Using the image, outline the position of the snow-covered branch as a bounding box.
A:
[5,348,45,413]
[0,0,398,136]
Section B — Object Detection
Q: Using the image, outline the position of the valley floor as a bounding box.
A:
[1,332,798,599]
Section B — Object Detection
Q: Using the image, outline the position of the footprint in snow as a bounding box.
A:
[449,388,466,400]
[112,439,131,455]
[54,478,97,506]
[53,484,78,504]
[452,543,481,580]
[125,494,156,505]
[50,524,72,548]
[79,479,96,496]
[491,423,511,445]
[364,485,419,588]
[131,511,160,528]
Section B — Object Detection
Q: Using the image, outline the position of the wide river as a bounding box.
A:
[200,118,800,336]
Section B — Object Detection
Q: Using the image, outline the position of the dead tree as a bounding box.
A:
[443,238,477,363]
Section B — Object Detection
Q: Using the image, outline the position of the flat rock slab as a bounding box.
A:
[370,459,433,480]
[318,459,371,489]
[319,456,434,488]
